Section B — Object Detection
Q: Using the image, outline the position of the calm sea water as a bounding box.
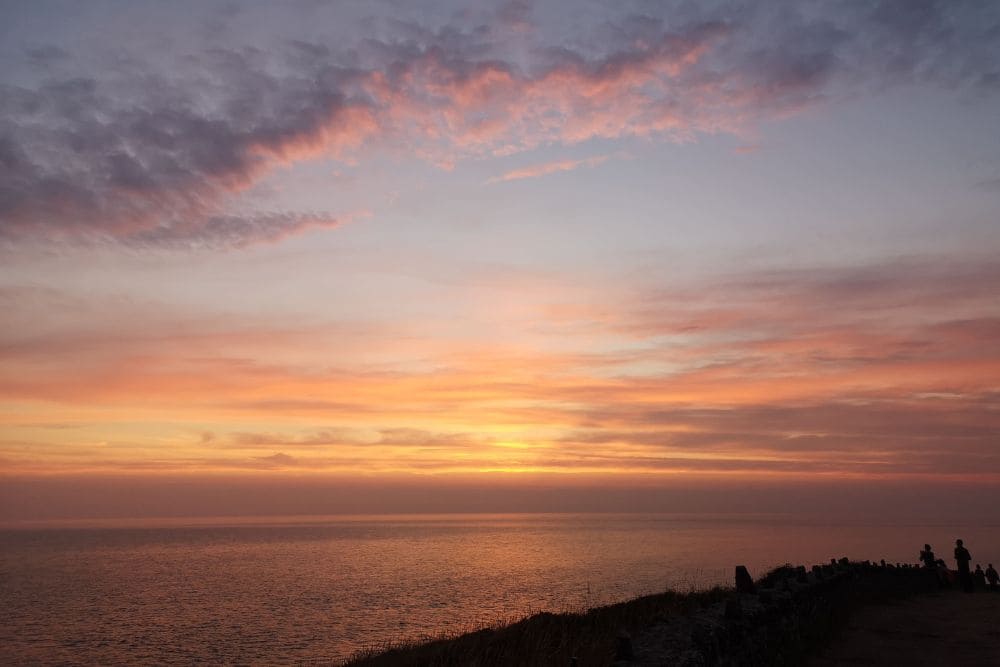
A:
[2,513,998,665]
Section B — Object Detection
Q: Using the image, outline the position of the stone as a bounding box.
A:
[735,565,756,594]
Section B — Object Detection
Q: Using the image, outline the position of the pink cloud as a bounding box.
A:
[487,155,610,183]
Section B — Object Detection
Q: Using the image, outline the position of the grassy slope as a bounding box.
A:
[344,587,730,667]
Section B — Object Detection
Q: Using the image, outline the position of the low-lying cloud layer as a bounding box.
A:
[3,255,998,480]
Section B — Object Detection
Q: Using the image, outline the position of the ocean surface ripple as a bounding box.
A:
[2,513,997,664]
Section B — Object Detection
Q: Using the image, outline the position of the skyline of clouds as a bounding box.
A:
[3,254,998,482]
[2,1,1000,518]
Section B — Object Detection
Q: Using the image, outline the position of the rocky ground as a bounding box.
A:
[808,588,1000,666]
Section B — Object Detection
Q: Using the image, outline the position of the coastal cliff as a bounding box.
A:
[347,560,985,666]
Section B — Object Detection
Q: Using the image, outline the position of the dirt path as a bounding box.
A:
[809,589,1000,666]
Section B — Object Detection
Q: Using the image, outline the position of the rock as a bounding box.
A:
[735,565,756,594]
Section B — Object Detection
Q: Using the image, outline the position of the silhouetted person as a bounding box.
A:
[920,544,936,569]
[954,539,973,593]
[986,564,999,591]
[974,564,987,589]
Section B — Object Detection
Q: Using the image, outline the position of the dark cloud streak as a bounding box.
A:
[0,48,365,248]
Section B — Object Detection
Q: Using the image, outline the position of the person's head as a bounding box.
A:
[924,544,931,550]
[956,539,964,546]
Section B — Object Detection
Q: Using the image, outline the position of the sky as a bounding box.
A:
[2,0,1000,520]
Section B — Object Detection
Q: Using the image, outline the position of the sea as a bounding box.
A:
[2,512,998,665]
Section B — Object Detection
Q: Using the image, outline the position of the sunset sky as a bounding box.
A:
[2,0,999,520]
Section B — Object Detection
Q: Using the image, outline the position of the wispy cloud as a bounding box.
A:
[974,177,1000,192]
[486,155,610,184]
[254,452,299,468]
[3,255,998,479]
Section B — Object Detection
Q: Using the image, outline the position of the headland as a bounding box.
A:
[346,560,1000,666]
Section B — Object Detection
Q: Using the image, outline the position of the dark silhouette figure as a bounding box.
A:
[973,564,987,590]
[954,539,973,593]
[986,564,999,591]
[919,544,936,569]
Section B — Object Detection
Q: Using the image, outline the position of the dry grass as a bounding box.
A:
[343,586,730,667]
[344,562,946,666]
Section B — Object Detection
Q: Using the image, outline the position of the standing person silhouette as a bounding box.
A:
[920,543,936,569]
[954,539,973,593]
[986,564,999,591]
[974,564,987,589]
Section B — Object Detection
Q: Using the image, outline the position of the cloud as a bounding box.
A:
[228,427,486,450]
[23,45,69,66]
[974,177,1000,192]
[496,0,534,31]
[254,452,298,468]
[486,154,610,183]
[618,257,1000,342]
[3,255,999,479]
[232,430,359,448]
[125,211,350,250]
[0,53,375,249]
[2,1,996,249]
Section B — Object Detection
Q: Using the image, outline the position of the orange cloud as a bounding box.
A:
[2,257,999,481]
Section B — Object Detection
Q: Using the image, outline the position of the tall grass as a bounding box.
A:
[344,586,730,667]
